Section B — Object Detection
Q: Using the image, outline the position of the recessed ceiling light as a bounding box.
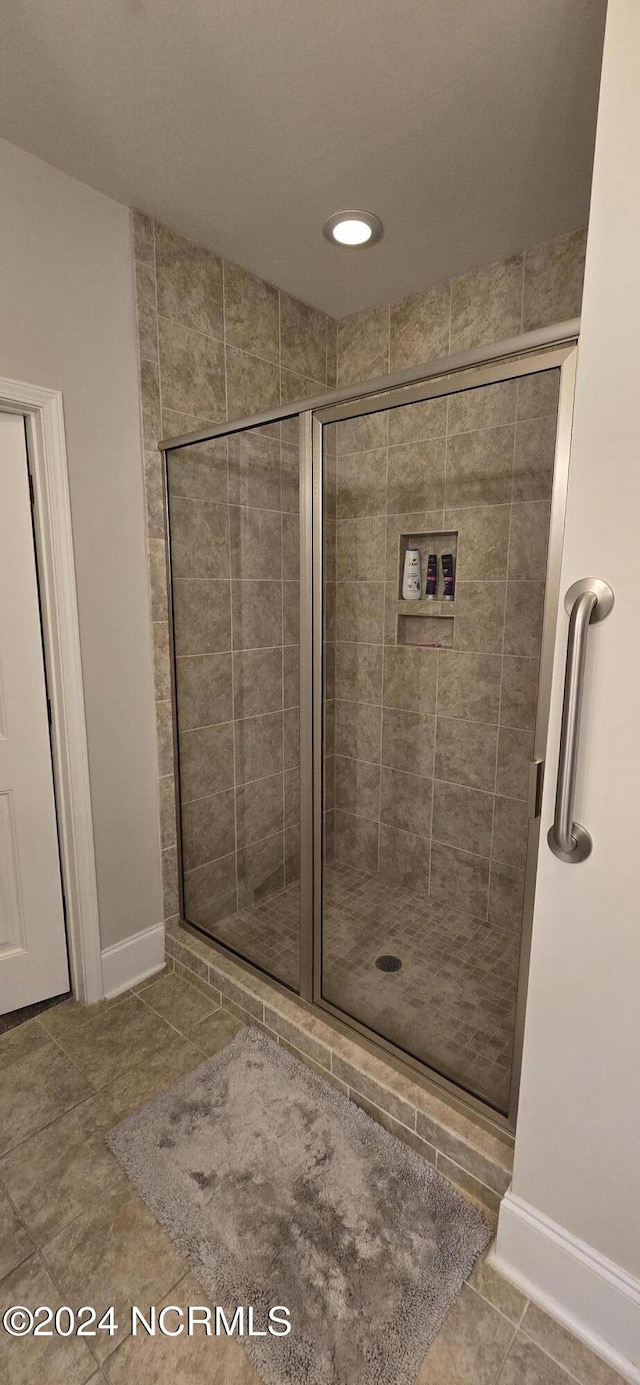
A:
[323,211,383,248]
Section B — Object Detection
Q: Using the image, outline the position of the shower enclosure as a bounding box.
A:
[162,324,577,1130]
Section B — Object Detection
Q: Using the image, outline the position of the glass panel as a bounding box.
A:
[321,368,560,1114]
[167,418,301,991]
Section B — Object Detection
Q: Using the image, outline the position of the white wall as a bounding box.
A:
[0,137,162,952]
[495,1,640,1375]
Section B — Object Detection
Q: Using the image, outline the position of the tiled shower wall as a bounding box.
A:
[327,372,560,927]
[133,210,585,931]
[327,228,586,921]
[132,211,336,923]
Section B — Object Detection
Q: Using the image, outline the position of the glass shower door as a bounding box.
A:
[318,364,561,1115]
[165,418,302,991]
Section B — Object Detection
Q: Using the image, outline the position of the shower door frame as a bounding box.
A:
[161,321,579,1135]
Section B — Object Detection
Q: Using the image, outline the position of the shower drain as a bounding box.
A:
[375,954,402,972]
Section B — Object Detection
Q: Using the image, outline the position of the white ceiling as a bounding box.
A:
[0,0,607,317]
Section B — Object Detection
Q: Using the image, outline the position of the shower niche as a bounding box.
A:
[395,528,458,648]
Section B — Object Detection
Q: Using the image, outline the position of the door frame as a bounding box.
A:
[0,376,102,1004]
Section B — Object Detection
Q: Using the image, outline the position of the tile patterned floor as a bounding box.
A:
[0,991,70,1036]
[200,859,519,1111]
[0,971,625,1385]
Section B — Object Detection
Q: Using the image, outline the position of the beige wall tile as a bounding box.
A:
[390,279,450,369]
[445,425,515,509]
[337,448,387,519]
[377,823,430,892]
[337,305,389,386]
[336,516,386,581]
[522,227,587,332]
[232,647,283,718]
[235,774,284,847]
[161,846,178,918]
[387,438,446,514]
[169,497,230,579]
[446,505,511,580]
[231,579,282,649]
[448,379,518,434]
[489,861,525,929]
[430,841,490,918]
[152,620,171,701]
[335,698,382,763]
[176,652,233,730]
[156,224,223,338]
[500,656,539,730]
[184,854,236,919]
[158,774,177,850]
[336,641,383,703]
[333,809,378,873]
[452,580,506,654]
[432,779,493,856]
[508,501,550,579]
[158,316,225,419]
[381,706,435,778]
[280,291,327,382]
[380,765,432,837]
[179,721,234,801]
[434,717,498,792]
[283,644,300,709]
[437,650,501,723]
[226,344,279,419]
[280,366,324,405]
[450,253,524,353]
[336,580,385,643]
[234,710,283,784]
[140,357,161,448]
[135,259,158,363]
[224,259,279,362]
[388,395,447,446]
[513,414,557,501]
[335,755,381,820]
[504,580,545,656]
[237,832,284,908]
[517,369,560,421]
[132,208,155,265]
[336,410,388,454]
[227,430,281,509]
[172,578,231,654]
[181,789,235,870]
[229,504,282,580]
[384,644,438,715]
[496,726,532,800]
[492,794,529,869]
[166,437,228,504]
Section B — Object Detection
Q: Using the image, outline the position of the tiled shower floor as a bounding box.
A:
[204,859,519,1112]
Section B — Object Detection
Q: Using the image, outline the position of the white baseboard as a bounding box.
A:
[493,1191,640,1384]
[101,922,165,998]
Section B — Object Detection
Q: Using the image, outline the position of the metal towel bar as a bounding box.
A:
[547,578,614,863]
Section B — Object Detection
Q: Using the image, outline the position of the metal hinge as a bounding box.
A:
[529,758,545,818]
[46,697,52,727]
[28,470,35,507]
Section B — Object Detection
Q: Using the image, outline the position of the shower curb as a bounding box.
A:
[164,918,513,1219]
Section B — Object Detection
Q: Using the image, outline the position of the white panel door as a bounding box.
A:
[0,412,69,1011]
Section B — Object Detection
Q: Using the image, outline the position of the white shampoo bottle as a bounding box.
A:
[402,548,421,600]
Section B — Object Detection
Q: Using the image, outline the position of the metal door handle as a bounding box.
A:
[547,578,614,862]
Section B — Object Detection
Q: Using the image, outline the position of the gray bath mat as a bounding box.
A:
[107,1028,490,1385]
